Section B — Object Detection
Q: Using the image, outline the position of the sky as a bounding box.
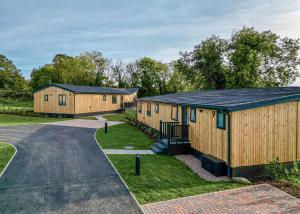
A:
[1,0,300,82]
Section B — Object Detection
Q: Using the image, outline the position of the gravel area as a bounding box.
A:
[175,154,229,181]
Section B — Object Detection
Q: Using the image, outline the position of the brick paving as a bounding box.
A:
[142,184,300,214]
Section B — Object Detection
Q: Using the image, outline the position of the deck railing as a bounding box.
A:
[159,120,189,144]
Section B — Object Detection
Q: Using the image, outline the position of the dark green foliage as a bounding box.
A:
[0,54,31,99]
[125,109,137,122]
[177,27,300,90]
[265,158,300,182]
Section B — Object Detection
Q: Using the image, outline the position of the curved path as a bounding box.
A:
[0,124,142,214]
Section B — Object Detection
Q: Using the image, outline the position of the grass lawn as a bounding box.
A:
[0,114,72,126]
[102,113,127,122]
[108,154,245,204]
[0,142,16,175]
[96,123,153,150]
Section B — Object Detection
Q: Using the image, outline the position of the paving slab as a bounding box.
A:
[0,125,142,214]
[103,149,154,154]
[46,119,123,129]
[142,184,300,214]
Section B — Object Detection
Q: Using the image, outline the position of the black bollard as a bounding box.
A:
[136,155,140,176]
[105,122,108,133]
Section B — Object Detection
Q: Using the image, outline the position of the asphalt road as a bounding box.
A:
[0,125,143,214]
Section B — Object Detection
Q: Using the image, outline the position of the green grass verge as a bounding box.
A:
[96,123,153,150]
[108,154,245,204]
[0,142,16,175]
[0,114,72,126]
[102,113,127,122]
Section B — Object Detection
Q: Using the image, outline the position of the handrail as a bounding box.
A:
[159,120,189,144]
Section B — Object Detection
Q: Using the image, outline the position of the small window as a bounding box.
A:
[112,95,117,104]
[217,111,226,129]
[58,94,66,106]
[44,94,48,101]
[138,102,142,113]
[171,106,178,121]
[147,103,151,116]
[190,108,196,122]
[154,104,159,113]
[103,95,106,101]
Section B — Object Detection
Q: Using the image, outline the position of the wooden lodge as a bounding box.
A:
[34,84,138,117]
[137,87,300,177]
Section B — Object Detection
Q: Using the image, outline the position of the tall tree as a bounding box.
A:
[82,51,109,86]
[177,36,229,89]
[0,54,30,92]
[111,60,129,88]
[134,57,170,97]
[228,27,300,88]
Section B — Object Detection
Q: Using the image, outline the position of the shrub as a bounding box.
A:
[265,158,300,182]
[125,109,137,122]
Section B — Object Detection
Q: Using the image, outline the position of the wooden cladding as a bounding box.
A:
[231,101,300,167]
[137,100,300,168]
[34,86,137,115]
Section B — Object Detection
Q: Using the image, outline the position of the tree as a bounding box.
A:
[81,51,109,86]
[0,54,30,97]
[133,57,170,97]
[111,60,129,88]
[177,36,229,90]
[228,27,300,88]
[176,27,300,89]
[166,62,195,93]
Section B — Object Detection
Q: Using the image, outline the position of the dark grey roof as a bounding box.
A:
[35,83,138,95]
[139,87,300,111]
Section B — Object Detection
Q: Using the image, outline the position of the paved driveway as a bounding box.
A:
[0,125,142,214]
[142,184,300,214]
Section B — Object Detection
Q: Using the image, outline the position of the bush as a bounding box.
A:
[265,158,300,182]
[125,109,137,122]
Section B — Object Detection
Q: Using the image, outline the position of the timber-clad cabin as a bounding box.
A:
[137,87,300,177]
[34,83,138,117]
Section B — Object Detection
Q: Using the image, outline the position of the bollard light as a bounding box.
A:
[105,122,108,133]
[136,155,140,176]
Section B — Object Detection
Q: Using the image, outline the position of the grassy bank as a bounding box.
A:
[0,142,16,175]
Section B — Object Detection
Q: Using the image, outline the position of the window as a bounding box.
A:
[190,107,196,122]
[154,104,159,113]
[171,106,178,121]
[217,111,226,129]
[58,94,66,106]
[103,95,106,101]
[44,94,48,101]
[112,95,117,104]
[138,102,142,113]
[147,103,151,116]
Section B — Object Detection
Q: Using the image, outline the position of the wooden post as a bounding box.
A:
[167,123,171,146]
[159,120,162,139]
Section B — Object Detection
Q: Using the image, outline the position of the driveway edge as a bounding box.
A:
[93,130,145,214]
[0,142,17,178]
